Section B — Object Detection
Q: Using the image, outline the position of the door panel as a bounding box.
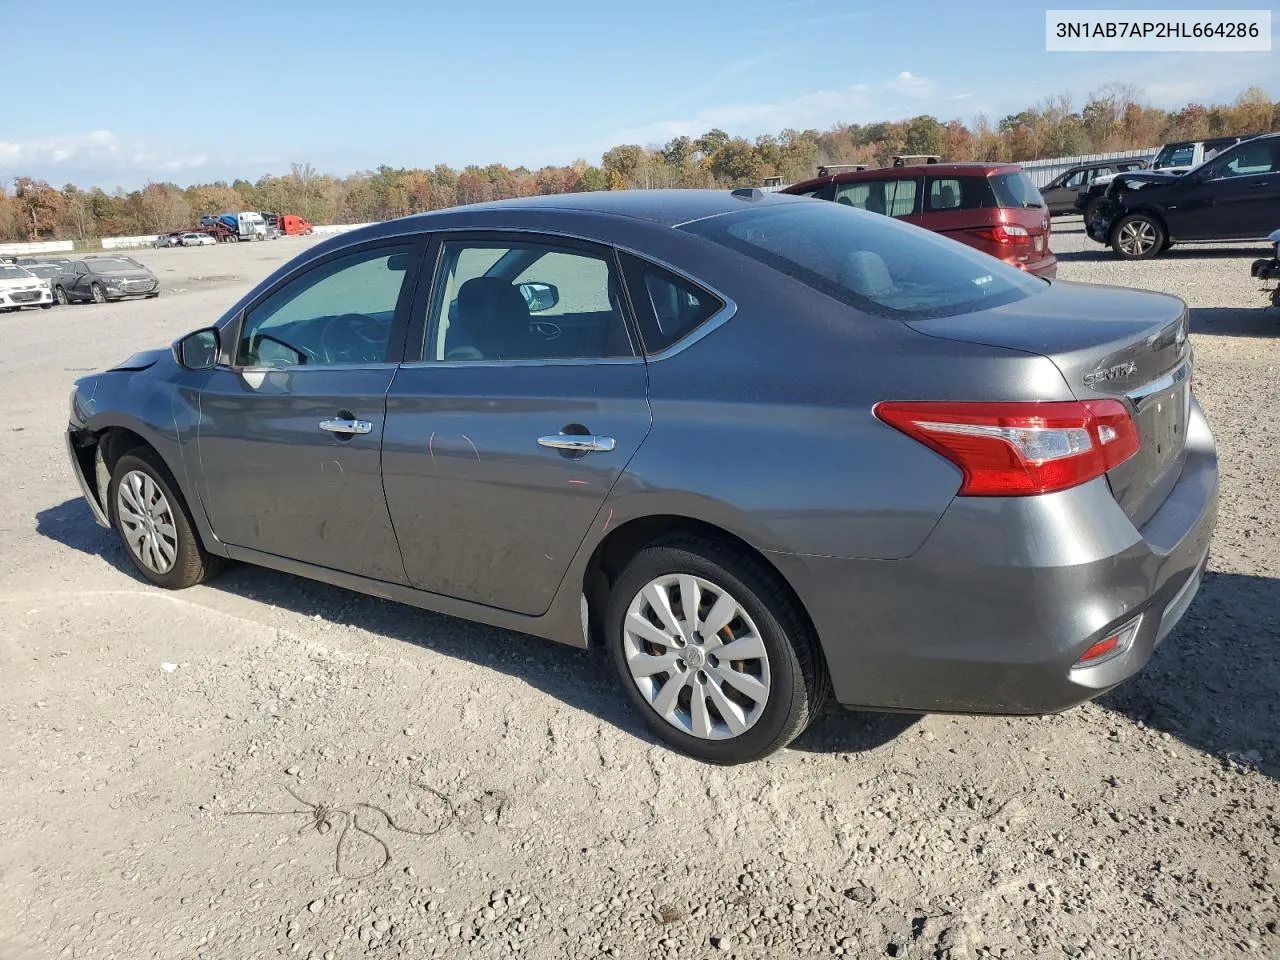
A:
[383,232,649,616]
[197,366,408,582]
[194,238,426,582]
[382,364,650,614]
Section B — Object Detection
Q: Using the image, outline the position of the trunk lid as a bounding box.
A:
[909,280,1192,527]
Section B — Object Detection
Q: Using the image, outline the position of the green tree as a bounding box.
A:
[904,115,944,156]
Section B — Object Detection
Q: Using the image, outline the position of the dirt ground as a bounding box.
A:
[1,223,1278,960]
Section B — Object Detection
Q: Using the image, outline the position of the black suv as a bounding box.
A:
[1039,157,1149,215]
[1086,134,1280,259]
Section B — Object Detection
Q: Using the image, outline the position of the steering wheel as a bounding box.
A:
[318,313,387,364]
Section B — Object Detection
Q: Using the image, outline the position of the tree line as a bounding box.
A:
[2,84,1275,243]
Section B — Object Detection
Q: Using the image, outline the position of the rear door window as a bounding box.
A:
[924,176,1000,211]
[833,178,918,217]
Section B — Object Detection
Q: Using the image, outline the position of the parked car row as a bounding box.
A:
[4,255,161,306]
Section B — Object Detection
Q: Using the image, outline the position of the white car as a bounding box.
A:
[0,263,53,311]
[179,232,216,247]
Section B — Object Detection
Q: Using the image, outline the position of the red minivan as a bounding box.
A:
[782,163,1057,278]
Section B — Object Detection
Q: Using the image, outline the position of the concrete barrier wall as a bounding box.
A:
[311,222,376,236]
[0,240,75,256]
[101,235,160,250]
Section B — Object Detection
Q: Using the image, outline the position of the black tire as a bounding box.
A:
[54,286,68,305]
[107,447,222,590]
[39,303,52,310]
[605,536,829,764]
[91,282,106,303]
[1110,213,1166,260]
[146,292,160,299]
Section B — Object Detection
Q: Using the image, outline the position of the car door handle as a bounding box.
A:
[537,434,615,453]
[319,418,373,435]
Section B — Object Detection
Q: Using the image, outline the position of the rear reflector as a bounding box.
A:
[874,399,1140,496]
[1074,617,1142,668]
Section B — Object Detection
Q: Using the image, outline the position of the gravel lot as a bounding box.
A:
[2,221,1278,960]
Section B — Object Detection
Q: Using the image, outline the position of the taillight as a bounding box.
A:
[874,400,1140,496]
[973,224,1031,244]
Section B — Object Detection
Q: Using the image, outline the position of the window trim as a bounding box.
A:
[402,230,645,367]
[219,236,428,372]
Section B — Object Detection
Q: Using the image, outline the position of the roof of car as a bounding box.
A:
[428,188,809,227]
[784,162,1023,193]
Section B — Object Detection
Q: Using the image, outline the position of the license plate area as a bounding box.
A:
[1136,378,1189,474]
[1034,235,1044,252]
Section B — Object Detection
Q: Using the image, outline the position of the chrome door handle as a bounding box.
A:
[537,434,615,453]
[319,418,373,435]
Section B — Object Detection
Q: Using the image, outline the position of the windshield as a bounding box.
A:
[88,258,142,273]
[0,265,34,280]
[681,199,1044,321]
[22,264,59,278]
[1153,143,1195,169]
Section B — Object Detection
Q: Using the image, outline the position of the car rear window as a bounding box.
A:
[988,172,1044,209]
[680,199,1044,321]
[924,176,1000,211]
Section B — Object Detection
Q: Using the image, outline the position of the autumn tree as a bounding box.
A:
[12,178,64,239]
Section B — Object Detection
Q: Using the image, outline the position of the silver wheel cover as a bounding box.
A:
[116,470,179,575]
[622,574,772,740]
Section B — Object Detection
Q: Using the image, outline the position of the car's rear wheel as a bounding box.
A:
[605,537,828,764]
[91,283,106,303]
[54,286,68,305]
[1111,214,1165,260]
[108,448,222,589]
[1084,197,1107,226]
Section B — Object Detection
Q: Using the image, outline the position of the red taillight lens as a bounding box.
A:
[973,223,1031,245]
[874,399,1140,496]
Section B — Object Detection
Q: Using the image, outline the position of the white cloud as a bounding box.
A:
[0,130,208,182]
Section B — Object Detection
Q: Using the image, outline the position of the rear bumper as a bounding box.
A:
[771,397,1218,715]
[1019,253,1058,279]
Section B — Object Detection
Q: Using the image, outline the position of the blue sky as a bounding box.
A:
[4,0,1276,190]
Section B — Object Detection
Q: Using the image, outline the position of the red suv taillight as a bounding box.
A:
[874,400,1140,496]
[972,223,1031,245]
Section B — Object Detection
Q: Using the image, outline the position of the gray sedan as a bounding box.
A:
[65,190,1217,763]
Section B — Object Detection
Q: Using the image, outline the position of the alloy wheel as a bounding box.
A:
[116,470,179,574]
[1117,219,1158,256]
[622,573,772,740]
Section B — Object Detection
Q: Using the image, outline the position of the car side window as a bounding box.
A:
[425,240,634,362]
[926,177,964,211]
[833,179,916,217]
[237,244,414,368]
[1063,170,1086,189]
[1210,142,1279,178]
[619,253,725,354]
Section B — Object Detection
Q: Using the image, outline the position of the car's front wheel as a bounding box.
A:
[1111,213,1165,260]
[91,283,106,303]
[605,537,828,763]
[108,448,222,589]
[54,286,68,305]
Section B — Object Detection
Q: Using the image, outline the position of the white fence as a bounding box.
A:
[0,239,74,256]
[101,235,160,250]
[311,222,376,236]
[1017,148,1158,187]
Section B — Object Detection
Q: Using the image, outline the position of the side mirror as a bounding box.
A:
[172,327,219,370]
[518,281,559,313]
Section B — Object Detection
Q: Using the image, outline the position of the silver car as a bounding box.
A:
[65,190,1217,763]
